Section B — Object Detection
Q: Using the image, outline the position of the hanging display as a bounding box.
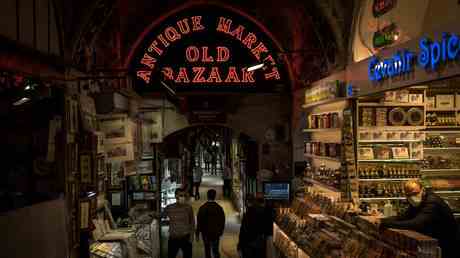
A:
[99,114,131,144]
[80,154,93,184]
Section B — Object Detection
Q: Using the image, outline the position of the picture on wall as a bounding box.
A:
[109,161,123,188]
[106,143,134,161]
[99,114,131,144]
[80,154,92,184]
[124,161,137,176]
[138,160,153,174]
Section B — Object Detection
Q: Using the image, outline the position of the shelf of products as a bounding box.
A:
[359,126,426,131]
[358,159,421,162]
[358,102,425,107]
[359,197,406,201]
[305,178,341,194]
[305,111,341,130]
[302,97,348,109]
[304,153,341,162]
[355,90,426,210]
[274,194,440,258]
[302,128,341,133]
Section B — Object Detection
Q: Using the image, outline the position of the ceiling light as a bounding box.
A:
[247,63,264,72]
[13,97,30,106]
[160,80,176,96]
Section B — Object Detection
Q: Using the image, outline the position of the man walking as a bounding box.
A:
[223,164,232,198]
[193,163,203,200]
[196,189,226,258]
[164,189,195,258]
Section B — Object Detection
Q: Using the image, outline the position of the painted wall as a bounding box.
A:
[351,0,460,63]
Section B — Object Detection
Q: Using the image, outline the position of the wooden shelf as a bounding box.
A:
[358,102,425,107]
[302,97,348,109]
[359,178,415,182]
[434,190,460,194]
[424,147,460,150]
[358,159,421,163]
[359,139,423,143]
[304,153,341,162]
[359,126,426,131]
[426,108,458,111]
[426,126,460,129]
[305,178,341,193]
[360,197,406,201]
[302,128,341,133]
[421,168,460,172]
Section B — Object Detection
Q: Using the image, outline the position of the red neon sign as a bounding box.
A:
[136,15,280,85]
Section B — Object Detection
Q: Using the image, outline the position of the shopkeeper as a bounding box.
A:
[378,180,460,258]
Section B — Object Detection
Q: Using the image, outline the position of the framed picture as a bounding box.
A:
[109,161,123,188]
[94,132,105,154]
[65,96,79,134]
[138,160,153,174]
[80,154,92,184]
[106,143,134,161]
[109,191,123,207]
[98,114,131,144]
[80,201,90,230]
[95,155,106,176]
[124,161,137,176]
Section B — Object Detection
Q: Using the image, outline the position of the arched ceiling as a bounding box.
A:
[64,0,355,89]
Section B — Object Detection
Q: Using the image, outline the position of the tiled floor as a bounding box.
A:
[161,175,241,258]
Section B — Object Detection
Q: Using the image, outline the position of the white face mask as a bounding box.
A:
[407,192,423,207]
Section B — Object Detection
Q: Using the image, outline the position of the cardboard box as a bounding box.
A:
[436,95,454,109]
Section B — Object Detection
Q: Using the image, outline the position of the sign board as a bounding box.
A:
[130,5,286,93]
[347,24,460,98]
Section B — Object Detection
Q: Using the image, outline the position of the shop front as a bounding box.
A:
[274,25,460,258]
[347,25,460,218]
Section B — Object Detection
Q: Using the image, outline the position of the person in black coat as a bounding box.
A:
[196,189,226,258]
[238,194,267,258]
[379,180,460,258]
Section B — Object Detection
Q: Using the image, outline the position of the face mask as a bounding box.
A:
[407,193,422,207]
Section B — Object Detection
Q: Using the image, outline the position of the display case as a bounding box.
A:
[354,88,426,213]
[302,97,352,202]
[422,130,460,215]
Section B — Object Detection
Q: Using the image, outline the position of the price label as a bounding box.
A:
[455,138,460,144]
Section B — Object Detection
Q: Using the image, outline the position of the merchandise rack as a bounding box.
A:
[302,97,350,201]
[354,93,426,206]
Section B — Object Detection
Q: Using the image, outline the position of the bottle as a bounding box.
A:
[384,201,393,217]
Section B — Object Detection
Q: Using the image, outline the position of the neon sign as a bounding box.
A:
[368,32,460,82]
[135,15,281,86]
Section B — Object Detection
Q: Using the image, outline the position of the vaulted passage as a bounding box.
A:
[4,1,460,258]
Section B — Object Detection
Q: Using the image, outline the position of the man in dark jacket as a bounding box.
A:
[238,194,267,258]
[380,180,460,258]
[196,189,226,258]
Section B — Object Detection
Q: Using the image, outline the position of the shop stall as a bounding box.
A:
[347,26,460,218]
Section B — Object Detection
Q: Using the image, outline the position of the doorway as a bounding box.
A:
[159,125,258,258]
